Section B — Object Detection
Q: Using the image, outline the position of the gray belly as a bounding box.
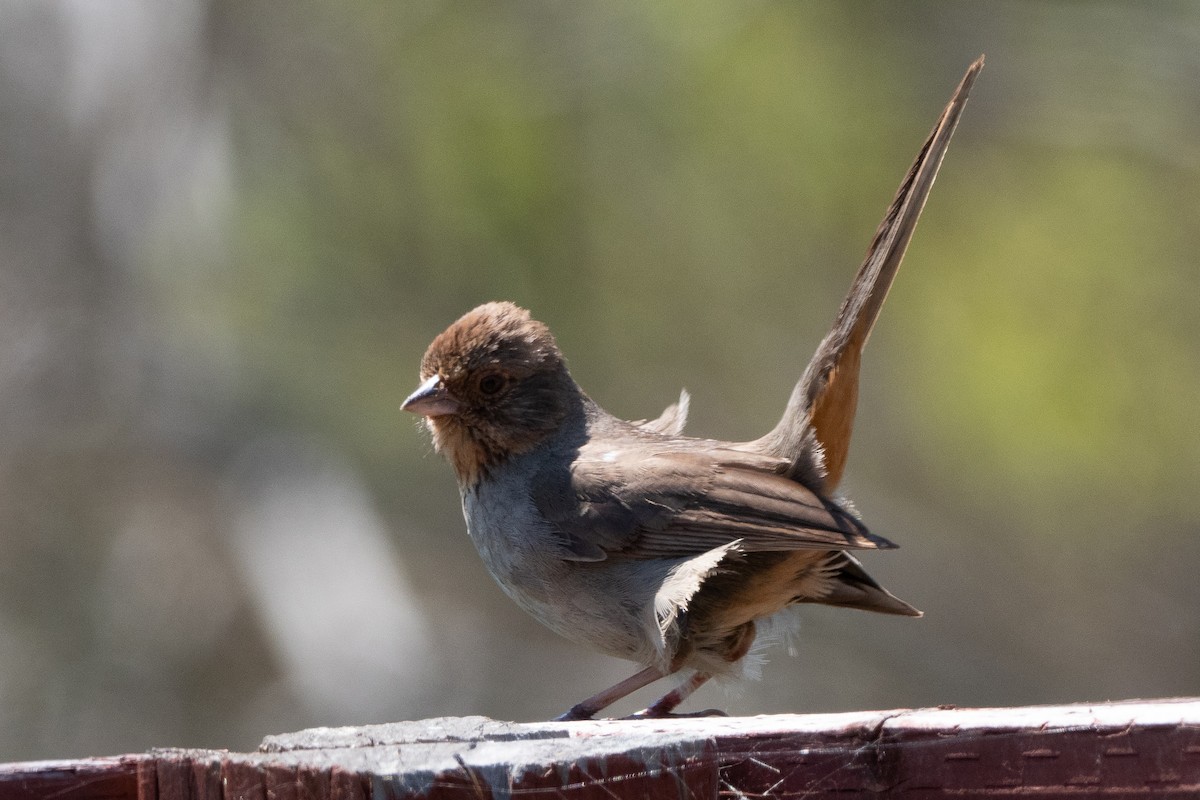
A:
[462,482,670,665]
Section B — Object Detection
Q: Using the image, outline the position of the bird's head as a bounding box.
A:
[403,302,579,486]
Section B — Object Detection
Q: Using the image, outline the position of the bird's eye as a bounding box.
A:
[477,373,506,396]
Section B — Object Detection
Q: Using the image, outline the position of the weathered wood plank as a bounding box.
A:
[0,757,141,800]
[4,699,1199,799]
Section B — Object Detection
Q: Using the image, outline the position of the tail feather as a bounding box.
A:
[803,551,922,617]
[752,57,984,492]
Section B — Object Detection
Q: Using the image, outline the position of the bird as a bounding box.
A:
[403,57,982,720]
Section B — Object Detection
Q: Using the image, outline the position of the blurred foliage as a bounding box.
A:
[1,0,1197,761]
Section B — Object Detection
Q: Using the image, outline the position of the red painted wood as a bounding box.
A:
[0,757,140,800]
[3,700,1198,799]
[327,768,367,800]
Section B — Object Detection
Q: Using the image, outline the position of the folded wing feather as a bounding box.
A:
[533,440,893,563]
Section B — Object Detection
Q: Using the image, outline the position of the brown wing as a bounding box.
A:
[755,56,984,490]
[531,440,894,563]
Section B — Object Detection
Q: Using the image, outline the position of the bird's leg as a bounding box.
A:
[554,665,666,721]
[632,621,755,717]
[631,671,722,718]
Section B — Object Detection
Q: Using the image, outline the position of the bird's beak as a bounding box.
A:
[402,375,460,417]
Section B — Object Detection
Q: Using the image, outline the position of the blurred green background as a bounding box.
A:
[2,1,1197,761]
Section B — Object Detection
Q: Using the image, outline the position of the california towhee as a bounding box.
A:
[404,57,982,719]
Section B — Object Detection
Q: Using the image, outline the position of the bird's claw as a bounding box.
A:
[624,707,729,720]
[553,705,597,722]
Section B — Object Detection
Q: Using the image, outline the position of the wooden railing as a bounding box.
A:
[4,698,1199,798]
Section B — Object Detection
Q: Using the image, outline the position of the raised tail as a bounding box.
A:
[753,57,984,492]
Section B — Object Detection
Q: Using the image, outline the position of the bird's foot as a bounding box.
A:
[624,707,728,720]
[553,704,597,722]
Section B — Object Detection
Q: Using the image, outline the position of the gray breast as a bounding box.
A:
[461,451,670,665]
